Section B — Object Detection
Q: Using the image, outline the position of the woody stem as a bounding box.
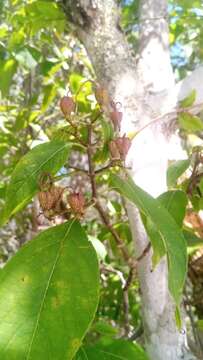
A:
[87,124,136,267]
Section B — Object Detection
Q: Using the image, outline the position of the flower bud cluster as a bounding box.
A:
[93,85,131,161]
[109,135,131,161]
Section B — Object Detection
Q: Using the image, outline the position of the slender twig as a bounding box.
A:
[86,119,152,337]
[95,161,115,174]
[69,166,88,174]
[91,110,103,124]
[87,123,135,267]
[129,323,144,341]
[87,123,152,268]
[100,264,126,288]
[136,242,151,262]
[95,162,113,174]
[123,268,134,292]
[132,101,203,139]
[87,124,97,198]
[65,117,87,146]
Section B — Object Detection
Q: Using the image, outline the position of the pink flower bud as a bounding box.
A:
[60,96,75,116]
[109,135,131,161]
[115,135,131,160]
[110,110,122,131]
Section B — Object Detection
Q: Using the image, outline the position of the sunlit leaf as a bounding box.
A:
[167,159,190,188]
[1,140,71,225]
[144,190,187,267]
[0,220,99,360]
[92,320,118,336]
[110,173,187,305]
[15,48,38,69]
[75,339,149,360]
[179,89,196,108]
[0,59,17,97]
[178,112,203,133]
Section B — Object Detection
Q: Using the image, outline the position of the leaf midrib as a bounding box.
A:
[25,220,74,360]
[10,143,68,194]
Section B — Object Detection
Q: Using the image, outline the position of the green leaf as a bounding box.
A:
[178,112,203,133]
[75,339,148,360]
[175,307,182,330]
[183,229,203,248]
[25,1,65,33]
[92,321,118,336]
[110,173,187,305]
[34,1,65,20]
[167,159,190,188]
[142,190,187,268]
[179,89,196,108]
[198,178,203,195]
[197,320,203,331]
[15,48,38,69]
[0,220,99,360]
[42,84,57,112]
[142,214,166,267]
[100,119,114,143]
[158,190,188,227]
[69,73,85,94]
[0,59,17,97]
[88,236,107,261]
[0,24,8,38]
[1,140,71,225]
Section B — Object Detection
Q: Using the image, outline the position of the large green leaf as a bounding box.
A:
[110,173,187,305]
[75,339,148,360]
[1,140,71,225]
[143,190,187,267]
[158,190,188,227]
[167,159,190,188]
[142,214,166,268]
[0,220,99,360]
[25,1,65,33]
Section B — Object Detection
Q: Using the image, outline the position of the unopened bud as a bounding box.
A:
[109,140,120,160]
[67,191,85,217]
[110,110,122,131]
[115,135,131,160]
[95,86,110,108]
[60,96,75,116]
[109,135,131,161]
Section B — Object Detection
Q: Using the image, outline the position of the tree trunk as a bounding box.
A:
[62,0,199,358]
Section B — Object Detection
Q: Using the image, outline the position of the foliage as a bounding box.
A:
[0,220,99,359]
[0,0,203,359]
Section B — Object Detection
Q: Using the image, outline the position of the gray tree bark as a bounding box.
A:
[62,0,199,359]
